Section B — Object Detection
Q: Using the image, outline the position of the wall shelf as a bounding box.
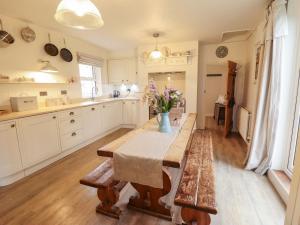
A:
[0,81,67,84]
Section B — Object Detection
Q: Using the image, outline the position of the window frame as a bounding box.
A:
[78,63,102,99]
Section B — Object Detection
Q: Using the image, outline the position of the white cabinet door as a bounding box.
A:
[0,121,23,178]
[18,113,61,168]
[108,59,136,84]
[122,101,138,125]
[100,102,122,132]
[83,105,102,139]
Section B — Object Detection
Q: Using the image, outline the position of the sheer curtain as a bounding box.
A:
[245,0,288,174]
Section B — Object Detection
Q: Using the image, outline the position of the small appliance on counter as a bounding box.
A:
[113,90,120,98]
[10,96,38,112]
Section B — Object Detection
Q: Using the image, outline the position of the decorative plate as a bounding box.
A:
[21,27,36,43]
[216,46,228,58]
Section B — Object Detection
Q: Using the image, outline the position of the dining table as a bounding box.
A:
[97,113,197,220]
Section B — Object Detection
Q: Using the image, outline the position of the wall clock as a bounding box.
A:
[21,27,36,43]
[216,46,228,58]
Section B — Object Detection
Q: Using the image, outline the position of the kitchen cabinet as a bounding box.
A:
[101,101,123,132]
[58,108,84,151]
[83,105,102,139]
[18,113,61,168]
[122,100,138,125]
[0,121,23,178]
[108,58,136,84]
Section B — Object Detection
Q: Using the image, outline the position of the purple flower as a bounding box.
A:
[164,88,170,100]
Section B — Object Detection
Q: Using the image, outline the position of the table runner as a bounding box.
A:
[113,114,187,188]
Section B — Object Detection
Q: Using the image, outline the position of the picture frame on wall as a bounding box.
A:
[255,45,262,81]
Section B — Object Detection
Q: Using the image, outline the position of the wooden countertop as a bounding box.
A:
[98,113,197,168]
[0,97,139,123]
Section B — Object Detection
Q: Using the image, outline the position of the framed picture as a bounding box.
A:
[255,46,262,81]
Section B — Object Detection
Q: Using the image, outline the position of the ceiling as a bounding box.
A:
[0,0,267,50]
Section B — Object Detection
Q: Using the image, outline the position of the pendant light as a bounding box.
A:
[54,0,104,30]
[39,60,58,73]
[150,33,162,59]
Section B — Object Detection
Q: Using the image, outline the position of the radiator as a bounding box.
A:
[237,106,251,143]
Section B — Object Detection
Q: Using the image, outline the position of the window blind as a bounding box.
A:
[77,52,104,67]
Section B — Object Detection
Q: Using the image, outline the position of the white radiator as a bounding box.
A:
[237,106,251,143]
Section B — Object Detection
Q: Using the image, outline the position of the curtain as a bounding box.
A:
[245,0,288,174]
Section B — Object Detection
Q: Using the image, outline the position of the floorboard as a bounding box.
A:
[0,119,286,225]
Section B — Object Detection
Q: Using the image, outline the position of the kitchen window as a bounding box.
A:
[79,64,102,98]
[77,53,104,99]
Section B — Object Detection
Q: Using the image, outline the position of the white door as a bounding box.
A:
[0,121,23,177]
[83,105,102,139]
[18,113,61,168]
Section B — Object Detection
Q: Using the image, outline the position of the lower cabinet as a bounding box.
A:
[0,99,139,186]
[58,108,83,151]
[0,121,23,178]
[83,105,102,140]
[101,101,123,132]
[122,100,138,125]
[18,113,61,168]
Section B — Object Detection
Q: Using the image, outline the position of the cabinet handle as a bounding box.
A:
[53,116,56,119]
[70,119,75,123]
[102,105,106,108]
[69,112,74,116]
[71,132,77,137]
[91,107,95,111]
[11,124,15,128]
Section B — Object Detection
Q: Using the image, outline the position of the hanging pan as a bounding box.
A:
[60,38,73,62]
[44,33,58,56]
[0,19,15,48]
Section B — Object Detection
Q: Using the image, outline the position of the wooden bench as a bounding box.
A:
[174,130,217,225]
[80,159,127,219]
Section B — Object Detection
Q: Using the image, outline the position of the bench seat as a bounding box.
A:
[80,159,127,219]
[174,130,217,225]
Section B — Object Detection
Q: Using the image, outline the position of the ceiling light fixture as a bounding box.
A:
[150,33,162,60]
[39,60,58,73]
[54,0,104,30]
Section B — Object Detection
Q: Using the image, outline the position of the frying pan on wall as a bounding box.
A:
[0,19,15,48]
[44,33,58,56]
[60,38,73,62]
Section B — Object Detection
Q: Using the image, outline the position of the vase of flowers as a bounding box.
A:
[144,80,182,133]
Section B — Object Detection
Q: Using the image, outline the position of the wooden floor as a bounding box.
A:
[0,118,286,225]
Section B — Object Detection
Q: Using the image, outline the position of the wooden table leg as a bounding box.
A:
[181,207,211,225]
[96,181,126,219]
[128,169,172,220]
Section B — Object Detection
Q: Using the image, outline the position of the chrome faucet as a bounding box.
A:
[91,84,98,101]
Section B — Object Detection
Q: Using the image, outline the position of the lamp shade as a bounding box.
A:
[40,61,58,73]
[55,0,104,30]
[150,49,162,59]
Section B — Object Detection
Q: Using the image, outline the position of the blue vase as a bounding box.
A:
[157,112,172,133]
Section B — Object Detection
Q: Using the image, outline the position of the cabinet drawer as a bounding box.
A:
[59,116,83,135]
[61,129,83,151]
[59,108,82,121]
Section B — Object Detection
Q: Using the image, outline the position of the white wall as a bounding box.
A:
[197,41,248,129]
[0,14,109,107]
[204,64,227,117]
[137,41,199,125]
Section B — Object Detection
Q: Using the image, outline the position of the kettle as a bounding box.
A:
[113,90,120,98]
